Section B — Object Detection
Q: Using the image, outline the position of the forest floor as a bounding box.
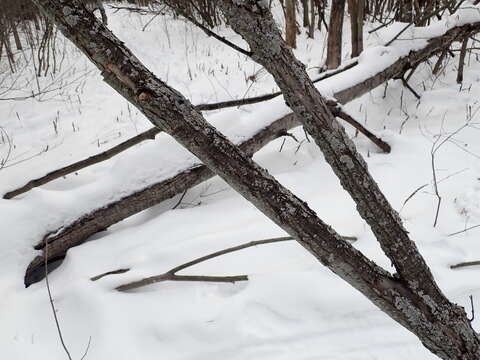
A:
[1,4,480,359]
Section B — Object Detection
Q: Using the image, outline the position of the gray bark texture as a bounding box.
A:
[31,0,480,358]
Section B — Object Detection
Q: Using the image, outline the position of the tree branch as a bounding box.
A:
[90,235,357,291]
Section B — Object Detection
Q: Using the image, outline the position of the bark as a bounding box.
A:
[301,0,310,28]
[348,0,364,57]
[216,2,480,358]
[285,0,297,48]
[326,0,346,69]
[308,0,315,38]
[25,13,477,288]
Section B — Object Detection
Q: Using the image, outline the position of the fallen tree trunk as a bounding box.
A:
[25,112,298,285]
[25,15,476,286]
[2,60,373,200]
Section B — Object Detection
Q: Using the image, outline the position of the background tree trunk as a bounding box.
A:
[301,0,310,27]
[218,2,480,358]
[326,0,346,69]
[348,0,364,57]
[285,0,297,48]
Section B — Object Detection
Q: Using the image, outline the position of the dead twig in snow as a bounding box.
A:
[448,223,480,237]
[44,239,73,360]
[172,190,188,209]
[430,112,471,227]
[400,168,468,211]
[45,239,92,359]
[468,295,475,322]
[0,127,13,171]
[450,261,480,269]
[93,235,357,291]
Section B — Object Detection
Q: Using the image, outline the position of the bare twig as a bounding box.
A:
[44,239,73,360]
[430,113,471,227]
[401,78,421,99]
[468,295,475,322]
[90,268,130,281]
[448,223,480,237]
[195,60,359,111]
[329,102,391,153]
[450,260,480,269]
[3,127,160,199]
[99,235,357,291]
[172,190,188,209]
[79,337,92,360]
[457,36,469,84]
[385,23,412,47]
[400,168,468,211]
[0,127,13,171]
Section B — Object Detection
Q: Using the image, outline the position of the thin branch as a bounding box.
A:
[195,60,359,111]
[457,36,469,84]
[385,23,412,47]
[430,115,471,227]
[90,268,130,281]
[468,295,475,322]
[0,127,13,171]
[448,223,480,237]
[329,102,391,153]
[450,260,480,269]
[44,239,73,360]
[172,190,187,209]
[98,235,357,291]
[3,127,160,199]
[79,337,92,360]
[401,78,421,99]
[400,168,468,211]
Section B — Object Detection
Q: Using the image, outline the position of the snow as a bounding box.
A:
[1,3,480,359]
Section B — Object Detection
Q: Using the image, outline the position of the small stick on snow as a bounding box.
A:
[92,236,357,291]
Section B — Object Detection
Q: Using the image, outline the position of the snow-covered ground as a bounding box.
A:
[1,4,480,359]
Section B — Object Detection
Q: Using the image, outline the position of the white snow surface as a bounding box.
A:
[1,3,480,359]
